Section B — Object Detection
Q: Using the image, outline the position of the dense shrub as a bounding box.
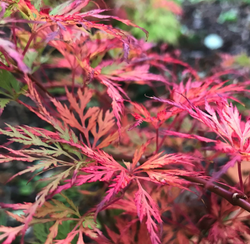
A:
[1,1,250,244]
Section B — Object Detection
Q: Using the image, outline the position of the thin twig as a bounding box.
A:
[181,176,250,212]
[237,161,244,192]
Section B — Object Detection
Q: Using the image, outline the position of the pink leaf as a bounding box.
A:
[0,38,30,73]
[135,180,162,244]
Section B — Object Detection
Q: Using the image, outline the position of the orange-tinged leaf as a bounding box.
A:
[6,211,25,223]
[131,140,151,169]
[45,221,60,244]
[91,109,115,148]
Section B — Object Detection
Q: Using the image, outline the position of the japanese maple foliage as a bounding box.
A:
[1,1,250,244]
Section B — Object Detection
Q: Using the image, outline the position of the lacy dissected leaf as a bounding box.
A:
[151,78,249,123]
[48,139,196,234]
[105,193,138,216]
[16,0,147,58]
[154,97,250,179]
[44,220,60,244]
[0,202,32,211]
[32,195,95,244]
[5,211,25,224]
[0,126,82,242]
[96,170,131,213]
[13,0,149,134]
[200,193,250,244]
[0,145,35,164]
[47,35,122,72]
[0,124,79,177]
[133,149,197,188]
[103,191,153,243]
[42,141,127,194]
[35,198,79,219]
[99,60,169,85]
[206,220,249,244]
[170,78,248,106]
[33,211,102,244]
[101,215,152,244]
[45,38,132,133]
[96,125,126,149]
[13,167,74,242]
[24,76,116,148]
[22,76,64,130]
[55,87,116,149]
[151,97,246,151]
[103,217,141,244]
[135,180,162,244]
[93,143,198,243]
[0,70,21,96]
[129,101,170,129]
[0,225,24,244]
[0,121,112,242]
[53,213,105,244]
[0,124,55,147]
[50,146,132,212]
[96,76,128,133]
[131,140,151,169]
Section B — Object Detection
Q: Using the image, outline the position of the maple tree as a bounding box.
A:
[1,0,250,244]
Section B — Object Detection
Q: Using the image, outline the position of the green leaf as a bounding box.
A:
[24,49,38,70]
[33,222,53,244]
[217,9,238,24]
[60,193,79,213]
[101,62,125,75]
[33,220,78,244]
[235,53,250,67]
[132,8,180,44]
[2,1,18,18]
[19,180,34,195]
[0,70,20,94]
[49,0,71,16]
[0,210,7,226]
[0,98,10,109]
[91,54,105,68]
[33,0,42,11]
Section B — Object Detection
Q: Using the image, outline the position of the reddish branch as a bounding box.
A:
[181,176,250,212]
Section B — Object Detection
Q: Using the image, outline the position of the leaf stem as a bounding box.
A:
[155,128,159,154]
[22,23,58,56]
[238,161,244,192]
[22,32,37,56]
